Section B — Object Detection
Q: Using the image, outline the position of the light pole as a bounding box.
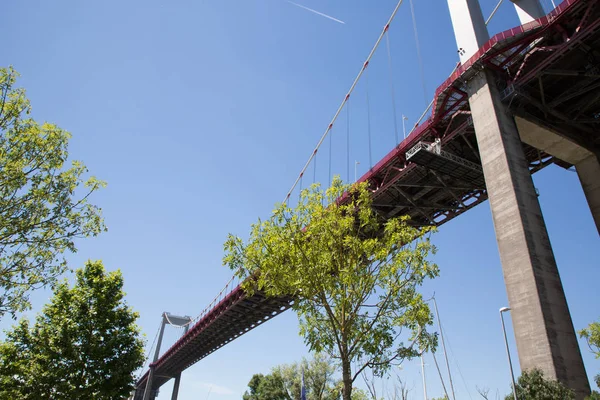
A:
[420,351,428,400]
[402,115,408,139]
[432,296,456,400]
[500,307,518,400]
[355,161,360,183]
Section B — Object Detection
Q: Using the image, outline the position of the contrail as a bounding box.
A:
[286,0,345,24]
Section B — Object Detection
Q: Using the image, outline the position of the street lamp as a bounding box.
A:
[355,161,360,183]
[402,115,408,139]
[500,307,519,400]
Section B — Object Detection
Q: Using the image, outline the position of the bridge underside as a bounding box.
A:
[363,0,599,227]
[135,0,600,396]
[134,290,292,399]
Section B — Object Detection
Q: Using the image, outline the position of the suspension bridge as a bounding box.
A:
[134,0,600,398]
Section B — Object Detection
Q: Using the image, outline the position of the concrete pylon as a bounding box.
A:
[509,0,545,24]
[576,155,600,234]
[515,117,600,235]
[171,322,191,400]
[446,0,590,397]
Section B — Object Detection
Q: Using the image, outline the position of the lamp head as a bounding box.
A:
[500,307,511,313]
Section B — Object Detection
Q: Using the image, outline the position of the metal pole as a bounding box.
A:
[143,313,167,400]
[421,353,428,400]
[171,324,191,400]
[432,297,456,400]
[354,161,360,182]
[142,367,156,400]
[485,0,504,25]
[500,307,519,400]
[402,115,408,139]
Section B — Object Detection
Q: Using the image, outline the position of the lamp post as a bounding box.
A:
[402,115,408,139]
[355,161,360,183]
[500,307,518,400]
[432,296,456,400]
[420,352,428,400]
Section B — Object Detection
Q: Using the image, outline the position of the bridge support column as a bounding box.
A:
[515,116,600,235]
[171,323,190,400]
[143,367,157,400]
[469,69,590,399]
[144,313,167,400]
[576,155,600,235]
[509,0,545,24]
[447,0,590,397]
[171,373,183,400]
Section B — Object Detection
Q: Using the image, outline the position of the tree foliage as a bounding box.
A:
[225,178,439,400]
[0,260,144,399]
[586,391,600,400]
[579,318,600,394]
[0,67,106,318]
[243,354,339,400]
[579,319,600,358]
[244,372,290,400]
[504,369,574,400]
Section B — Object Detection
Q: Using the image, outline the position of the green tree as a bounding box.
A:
[586,392,600,400]
[0,260,144,399]
[579,319,600,393]
[505,369,574,400]
[580,319,600,358]
[244,374,267,400]
[350,388,369,400]
[225,178,438,400]
[244,354,339,400]
[0,67,105,318]
[243,372,290,400]
[276,354,338,400]
[304,354,338,400]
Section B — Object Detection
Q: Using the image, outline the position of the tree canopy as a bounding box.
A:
[0,260,144,399]
[579,318,600,395]
[225,178,439,400]
[0,67,106,318]
[244,372,290,400]
[579,319,600,359]
[504,369,574,400]
[242,354,362,400]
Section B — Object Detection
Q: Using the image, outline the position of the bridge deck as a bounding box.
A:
[135,0,600,395]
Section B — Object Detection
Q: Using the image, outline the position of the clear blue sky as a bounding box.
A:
[3,0,599,399]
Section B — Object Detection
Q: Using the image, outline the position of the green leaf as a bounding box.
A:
[224,176,439,400]
[0,260,145,399]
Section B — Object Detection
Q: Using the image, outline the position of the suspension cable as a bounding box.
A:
[328,125,333,187]
[346,99,350,183]
[432,352,451,400]
[442,321,474,400]
[194,274,238,322]
[164,313,193,327]
[366,67,373,169]
[283,0,406,203]
[385,31,400,146]
[313,151,318,183]
[409,0,428,105]
[136,320,162,380]
[485,0,504,25]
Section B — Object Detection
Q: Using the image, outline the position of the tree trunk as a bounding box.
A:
[342,358,352,400]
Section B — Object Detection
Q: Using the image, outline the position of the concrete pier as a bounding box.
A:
[516,117,600,235]
[447,0,590,396]
[469,70,590,398]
